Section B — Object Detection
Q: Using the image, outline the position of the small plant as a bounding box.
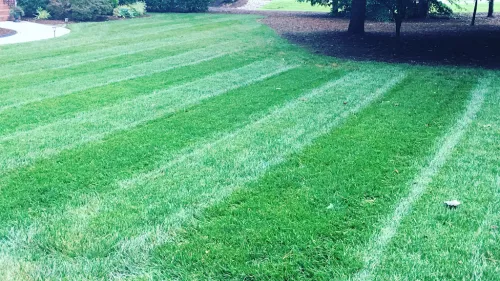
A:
[128,1,146,15]
[35,7,51,19]
[9,6,25,22]
[113,6,133,17]
[17,0,50,17]
[113,1,146,18]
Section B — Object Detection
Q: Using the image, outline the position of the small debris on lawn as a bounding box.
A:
[326,203,334,209]
[343,101,348,105]
[444,200,461,208]
[364,198,376,204]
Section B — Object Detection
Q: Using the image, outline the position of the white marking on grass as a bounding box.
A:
[1,68,406,279]
[122,72,405,188]
[123,14,226,28]
[471,214,491,281]
[0,60,296,172]
[0,25,257,79]
[352,77,489,281]
[104,70,406,275]
[0,17,240,62]
[0,225,39,280]
[0,40,249,112]
[471,178,500,280]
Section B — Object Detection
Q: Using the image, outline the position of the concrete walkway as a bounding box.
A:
[238,0,272,10]
[0,21,70,45]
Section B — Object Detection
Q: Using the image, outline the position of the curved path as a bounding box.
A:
[238,0,272,10]
[0,21,70,45]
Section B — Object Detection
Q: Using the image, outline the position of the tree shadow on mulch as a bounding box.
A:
[261,13,500,68]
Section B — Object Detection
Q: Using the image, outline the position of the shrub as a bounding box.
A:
[146,0,209,12]
[119,0,136,4]
[35,7,51,19]
[113,5,133,17]
[47,0,113,21]
[429,0,453,16]
[128,1,146,14]
[46,0,70,19]
[71,0,113,20]
[9,6,25,16]
[17,0,49,17]
[113,1,146,17]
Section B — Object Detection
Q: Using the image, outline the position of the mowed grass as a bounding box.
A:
[452,1,490,13]
[260,0,330,12]
[259,0,489,14]
[0,13,498,280]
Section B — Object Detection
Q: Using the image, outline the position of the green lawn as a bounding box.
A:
[260,0,330,12]
[0,13,499,280]
[259,0,489,14]
[453,2,490,13]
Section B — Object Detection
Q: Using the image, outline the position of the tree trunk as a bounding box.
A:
[488,0,494,17]
[394,0,406,37]
[348,0,367,34]
[395,17,402,37]
[418,0,429,18]
[471,0,478,25]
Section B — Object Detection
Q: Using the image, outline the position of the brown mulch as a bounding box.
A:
[0,27,16,38]
[211,8,500,68]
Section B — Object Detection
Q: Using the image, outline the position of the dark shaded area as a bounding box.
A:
[260,12,500,68]
[0,27,16,38]
[211,7,500,68]
[285,27,500,68]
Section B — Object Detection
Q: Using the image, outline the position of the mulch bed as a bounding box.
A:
[0,27,16,38]
[211,8,500,68]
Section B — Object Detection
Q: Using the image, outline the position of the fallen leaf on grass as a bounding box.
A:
[444,200,461,208]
